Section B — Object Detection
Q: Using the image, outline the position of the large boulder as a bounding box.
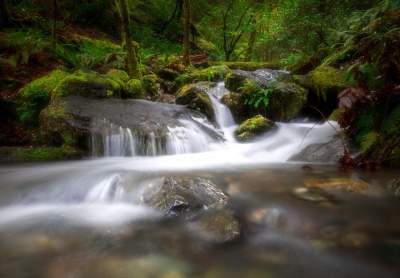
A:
[234,115,276,141]
[176,82,215,122]
[40,96,221,155]
[267,81,308,121]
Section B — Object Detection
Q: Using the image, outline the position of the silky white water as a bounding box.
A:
[0,80,340,228]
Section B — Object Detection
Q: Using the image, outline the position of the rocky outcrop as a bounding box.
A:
[235,115,276,141]
[176,82,215,122]
[40,96,220,155]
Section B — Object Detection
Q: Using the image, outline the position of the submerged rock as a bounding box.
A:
[305,177,369,193]
[293,187,335,203]
[235,115,276,141]
[175,82,215,122]
[140,177,229,217]
[188,208,240,243]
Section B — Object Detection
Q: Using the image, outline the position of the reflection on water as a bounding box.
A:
[0,160,399,278]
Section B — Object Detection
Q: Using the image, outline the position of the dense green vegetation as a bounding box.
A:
[0,0,399,167]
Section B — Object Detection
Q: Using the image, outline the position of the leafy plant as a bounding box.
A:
[242,80,274,110]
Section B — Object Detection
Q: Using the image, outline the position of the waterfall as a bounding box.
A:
[90,117,216,157]
[89,70,339,160]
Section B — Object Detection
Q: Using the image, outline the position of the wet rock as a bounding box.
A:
[235,115,276,141]
[290,135,348,163]
[188,208,240,243]
[40,96,221,155]
[387,178,400,197]
[305,177,369,193]
[175,82,215,122]
[221,92,246,122]
[140,177,229,217]
[266,81,308,121]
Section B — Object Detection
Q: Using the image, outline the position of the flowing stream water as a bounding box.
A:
[0,80,399,278]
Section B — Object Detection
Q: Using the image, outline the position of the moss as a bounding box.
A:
[308,65,347,101]
[267,82,308,121]
[106,69,130,84]
[126,79,145,98]
[13,146,81,161]
[0,146,81,162]
[175,65,231,87]
[176,82,215,122]
[39,99,78,147]
[210,61,281,71]
[235,115,276,141]
[142,74,159,96]
[53,70,124,98]
[18,69,70,125]
[329,108,345,121]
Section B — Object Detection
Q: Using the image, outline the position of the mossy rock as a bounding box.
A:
[39,99,83,148]
[267,82,308,121]
[53,70,126,99]
[307,65,347,101]
[0,146,82,162]
[105,69,130,84]
[126,79,145,99]
[176,82,215,122]
[221,92,246,123]
[224,72,248,92]
[142,74,159,97]
[18,69,70,125]
[210,61,281,71]
[175,65,231,88]
[235,115,276,141]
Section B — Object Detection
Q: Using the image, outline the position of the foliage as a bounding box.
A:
[54,37,125,70]
[1,28,49,66]
[242,80,272,110]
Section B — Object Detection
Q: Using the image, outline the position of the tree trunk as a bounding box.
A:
[182,0,191,66]
[245,18,257,61]
[115,0,141,79]
[51,0,58,50]
[0,0,10,30]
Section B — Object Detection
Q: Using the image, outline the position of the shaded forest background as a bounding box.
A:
[0,0,399,168]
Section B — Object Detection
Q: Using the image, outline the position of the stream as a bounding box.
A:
[0,81,399,277]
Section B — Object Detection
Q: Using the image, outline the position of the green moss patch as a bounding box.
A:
[235,115,276,141]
